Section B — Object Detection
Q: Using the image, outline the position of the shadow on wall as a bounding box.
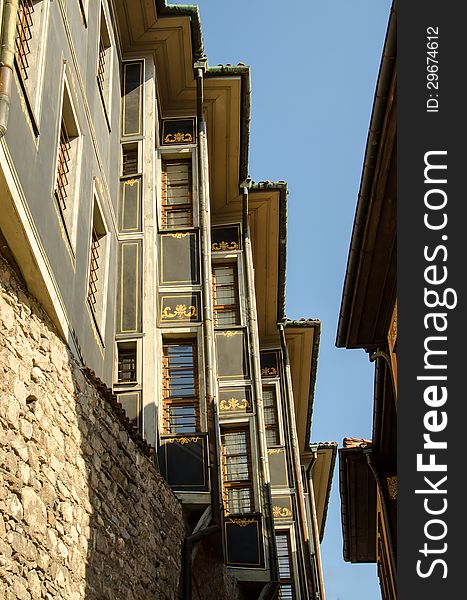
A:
[0,254,184,599]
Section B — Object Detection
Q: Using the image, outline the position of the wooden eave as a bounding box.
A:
[344,93,396,350]
[284,320,321,455]
[336,4,397,350]
[339,446,377,563]
[372,358,397,469]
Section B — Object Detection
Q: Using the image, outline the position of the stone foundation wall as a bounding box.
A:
[0,257,185,600]
[193,539,247,600]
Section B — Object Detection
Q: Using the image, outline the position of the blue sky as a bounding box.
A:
[172,1,392,597]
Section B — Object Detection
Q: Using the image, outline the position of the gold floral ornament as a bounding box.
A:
[261,367,277,377]
[267,448,284,455]
[219,330,240,337]
[162,304,198,320]
[220,397,250,411]
[168,232,190,238]
[227,518,256,527]
[164,132,193,144]
[272,506,292,519]
[124,178,138,186]
[166,437,200,444]
[212,241,239,251]
[386,475,397,500]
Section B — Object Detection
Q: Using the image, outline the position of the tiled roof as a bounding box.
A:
[343,437,372,449]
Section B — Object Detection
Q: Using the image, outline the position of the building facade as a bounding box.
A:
[0,1,335,598]
[336,3,397,599]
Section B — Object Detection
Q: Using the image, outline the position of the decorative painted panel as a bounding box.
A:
[122,61,143,137]
[117,391,141,430]
[211,225,241,252]
[159,434,208,491]
[260,350,280,378]
[160,232,200,285]
[219,387,252,414]
[117,241,142,334]
[271,495,293,521]
[119,176,142,232]
[161,118,196,145]
[224,514,264,567]
[215,329,249,379]
[159,293,200,324]
[268,447,289,488]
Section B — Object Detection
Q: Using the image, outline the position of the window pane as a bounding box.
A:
[162,342,199,434]
[16,0,35,79]
[276,532,295,599]
[117,345,137,382]
[122,146,138,176]
[161,160,193,228]
[168,405,197,434]
[213,264,240,326]
[221,429,254,514]
[278,585,294,600]
[227,487,253,514]
[266,429,279,447]
[225,456,250,481]
[263,388,280,447]
[164,344,196,397]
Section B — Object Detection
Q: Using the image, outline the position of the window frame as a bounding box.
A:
[220,425,255,515]
[160,158,194,230]
[116,341,137,384]
[157,149,198,231]
[262,385,282,448]
[276,529,297,599]
[212,261,241,328]
[14,0,50,126]
[97,1,113,127]
[161,338,201,435]
[86,187,110,341]
[52,69,83,254]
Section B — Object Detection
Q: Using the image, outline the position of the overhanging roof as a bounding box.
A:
[339,440,377,563]
[284,319,321,454]
[306,442,338,542]
[336,2,397,350]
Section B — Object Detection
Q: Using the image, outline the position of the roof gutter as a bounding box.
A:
[0,0,18,137]
[336,1,396,347]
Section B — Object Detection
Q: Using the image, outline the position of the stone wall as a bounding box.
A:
[193,539,247,600]
[0,255,185,599]
[0,255,246,600]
